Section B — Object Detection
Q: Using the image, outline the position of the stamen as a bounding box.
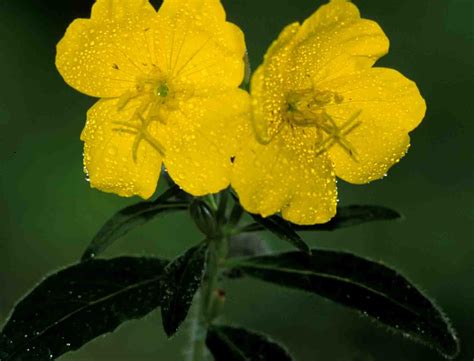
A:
[285,88,361,161]
[314,111,362,161]
[111,64,175,161]
[111,128,138,136]
[117,91,138,111]
[135,113,166,159]
[112,111,166,162]
[148,101,167,124]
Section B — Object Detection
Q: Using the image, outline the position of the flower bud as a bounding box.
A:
[190,200,218,237]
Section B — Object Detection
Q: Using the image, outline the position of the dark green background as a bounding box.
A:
[1,0,473,360]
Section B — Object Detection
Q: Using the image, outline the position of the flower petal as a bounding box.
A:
[322,67,426,183]
[153,0,246,89]
[250,23,300,143]
[160,89,250,196]
[56,0,156,97]
[82,98,163,198]
[299,0,360,29]
[232,126,337,225]
[91,0,154,18]
[291,0,389,86]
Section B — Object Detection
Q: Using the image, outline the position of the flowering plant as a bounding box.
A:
[0,1,459,361]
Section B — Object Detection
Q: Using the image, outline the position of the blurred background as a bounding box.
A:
[0,0,473,360]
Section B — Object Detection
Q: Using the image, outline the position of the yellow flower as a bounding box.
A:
[232,0,426,225]
[56,0,250,199]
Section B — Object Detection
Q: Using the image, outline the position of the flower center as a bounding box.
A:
[285,89,343,126]
[111,68,175,161]
[155,82,169,98]
[284,89,361,160]
[136,69,172,100]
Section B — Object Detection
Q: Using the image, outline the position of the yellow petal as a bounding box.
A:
[159,0,226,27]
[56,0,156,97]
[91,0,155,18]
[299,0,360,30]
[291,0,389,86]
[160,89,250,196]
[249,66,271,144]
[232,126,337,225]
[321,67,426,183]
[265,22,300,61]
[152,0,246,89]
[250,23,300,144]
[82,98,163,198]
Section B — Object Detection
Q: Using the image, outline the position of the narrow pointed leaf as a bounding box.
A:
[294,205,401,231]
[242,205,401,234]
[228,202,244,228]
[216,190,230,226]
[206,325,293,361]
[0,257,168,361]
[160,243,208,337]
[81,185,188,261]
[226,250,459,359]
[249,214,310,255]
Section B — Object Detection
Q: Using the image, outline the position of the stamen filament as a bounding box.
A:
[314,111,362,161]
[111,111,166,162]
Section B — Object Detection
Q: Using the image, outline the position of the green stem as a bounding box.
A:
[188,293,206,361]
[189,234,228,361]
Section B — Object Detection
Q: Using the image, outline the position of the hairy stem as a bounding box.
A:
[187,293,207,361]
[188,234,228,361]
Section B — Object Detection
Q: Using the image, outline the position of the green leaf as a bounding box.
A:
[0,257,168,361]
[160,243,208,337]
[226,250,460,359]
[216,189,230,226]
[81,186,188,261]
[294,205,401,231]
[242,205,401,234]
[206,325,293,361]
[228,202,244,228]
[249,214,310,255]
[228,234,270,259]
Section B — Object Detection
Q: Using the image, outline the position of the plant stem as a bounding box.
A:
[187,293,206,361]
[188,234,228,361]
